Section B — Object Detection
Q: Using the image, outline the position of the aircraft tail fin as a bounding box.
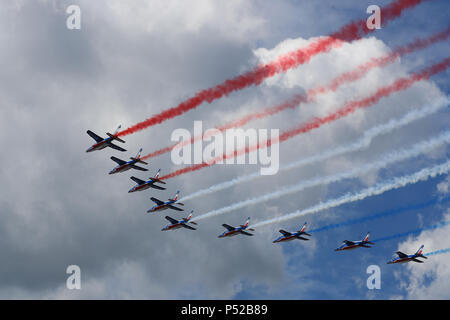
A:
[243,217,250,228]
[171,190,180,201]
[130,148,148,164]
[107,125,125,143]
[416,245,425,256]
[188,210,197,225]
[300,222,307,233]
[151,169,166,184]
[363,232,371,242]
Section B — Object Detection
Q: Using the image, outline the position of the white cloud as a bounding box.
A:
[100,0,267,43]
[437,176,450,194]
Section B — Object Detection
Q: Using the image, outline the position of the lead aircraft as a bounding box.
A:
[86,125,126,153]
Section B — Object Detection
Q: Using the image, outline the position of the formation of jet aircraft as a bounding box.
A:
[86,126,193,221]
[86,125,433,265]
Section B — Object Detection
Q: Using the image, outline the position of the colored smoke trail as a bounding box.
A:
[251,160,450,228]
[308,196,450,233]
[118,0,425,137]
[181,96,450,201]
[193,132,450,221]
[161,57,450,180]
[426,247,450,256]
[141,27,449,161]
[373,220,450,242]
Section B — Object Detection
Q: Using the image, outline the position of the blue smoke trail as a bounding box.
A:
[309,196,450,233]
[373,220,450,243]
[426,247,450,256]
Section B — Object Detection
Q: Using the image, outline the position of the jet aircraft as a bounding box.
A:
[109,148,148,174]
[387,245,428,264]
[273,222,311,243]
[128,169,166,193]
[218,217,254,238]
[335,232,375,251]
[147,191,184,213]
[161,210,197,231]
[86,125,126,152]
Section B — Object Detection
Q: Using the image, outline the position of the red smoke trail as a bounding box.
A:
[160,57,450,180]
[141,27,449,161]
[118,0,425,137]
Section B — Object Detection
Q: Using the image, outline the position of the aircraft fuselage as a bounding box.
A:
[87,139,112,152]
[335,244,361,251]
[273,235,296,243]
[162,223,183,231]
[128,183,150,193]
[218,230,240,238]
[109,161,138,174]
[149,204,171,212]
[388,256,416,264]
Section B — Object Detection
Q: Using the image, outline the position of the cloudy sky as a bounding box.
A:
[0,0,449,299]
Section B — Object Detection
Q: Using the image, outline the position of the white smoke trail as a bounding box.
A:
[194,131,450,221]
[252,160,450,228]
[182,96,449,202]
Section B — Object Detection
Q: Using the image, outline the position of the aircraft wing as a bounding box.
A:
[239,230,254,236]
[130,164,149,171]
[166,204,184,211]
[87,130,103,143]
[396,251,408,258]
[111,156,127,165]
[296,236,309,241]
[181,224,196,231]
[165,216,179,224]
[149,184,166,190]
[109,142,127,152]
[279,229,292,237]
[222,224,235,231]
[130,176,145,185]
[151,197,165,205]
[344,240,355,246]
[412,258,424,263]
